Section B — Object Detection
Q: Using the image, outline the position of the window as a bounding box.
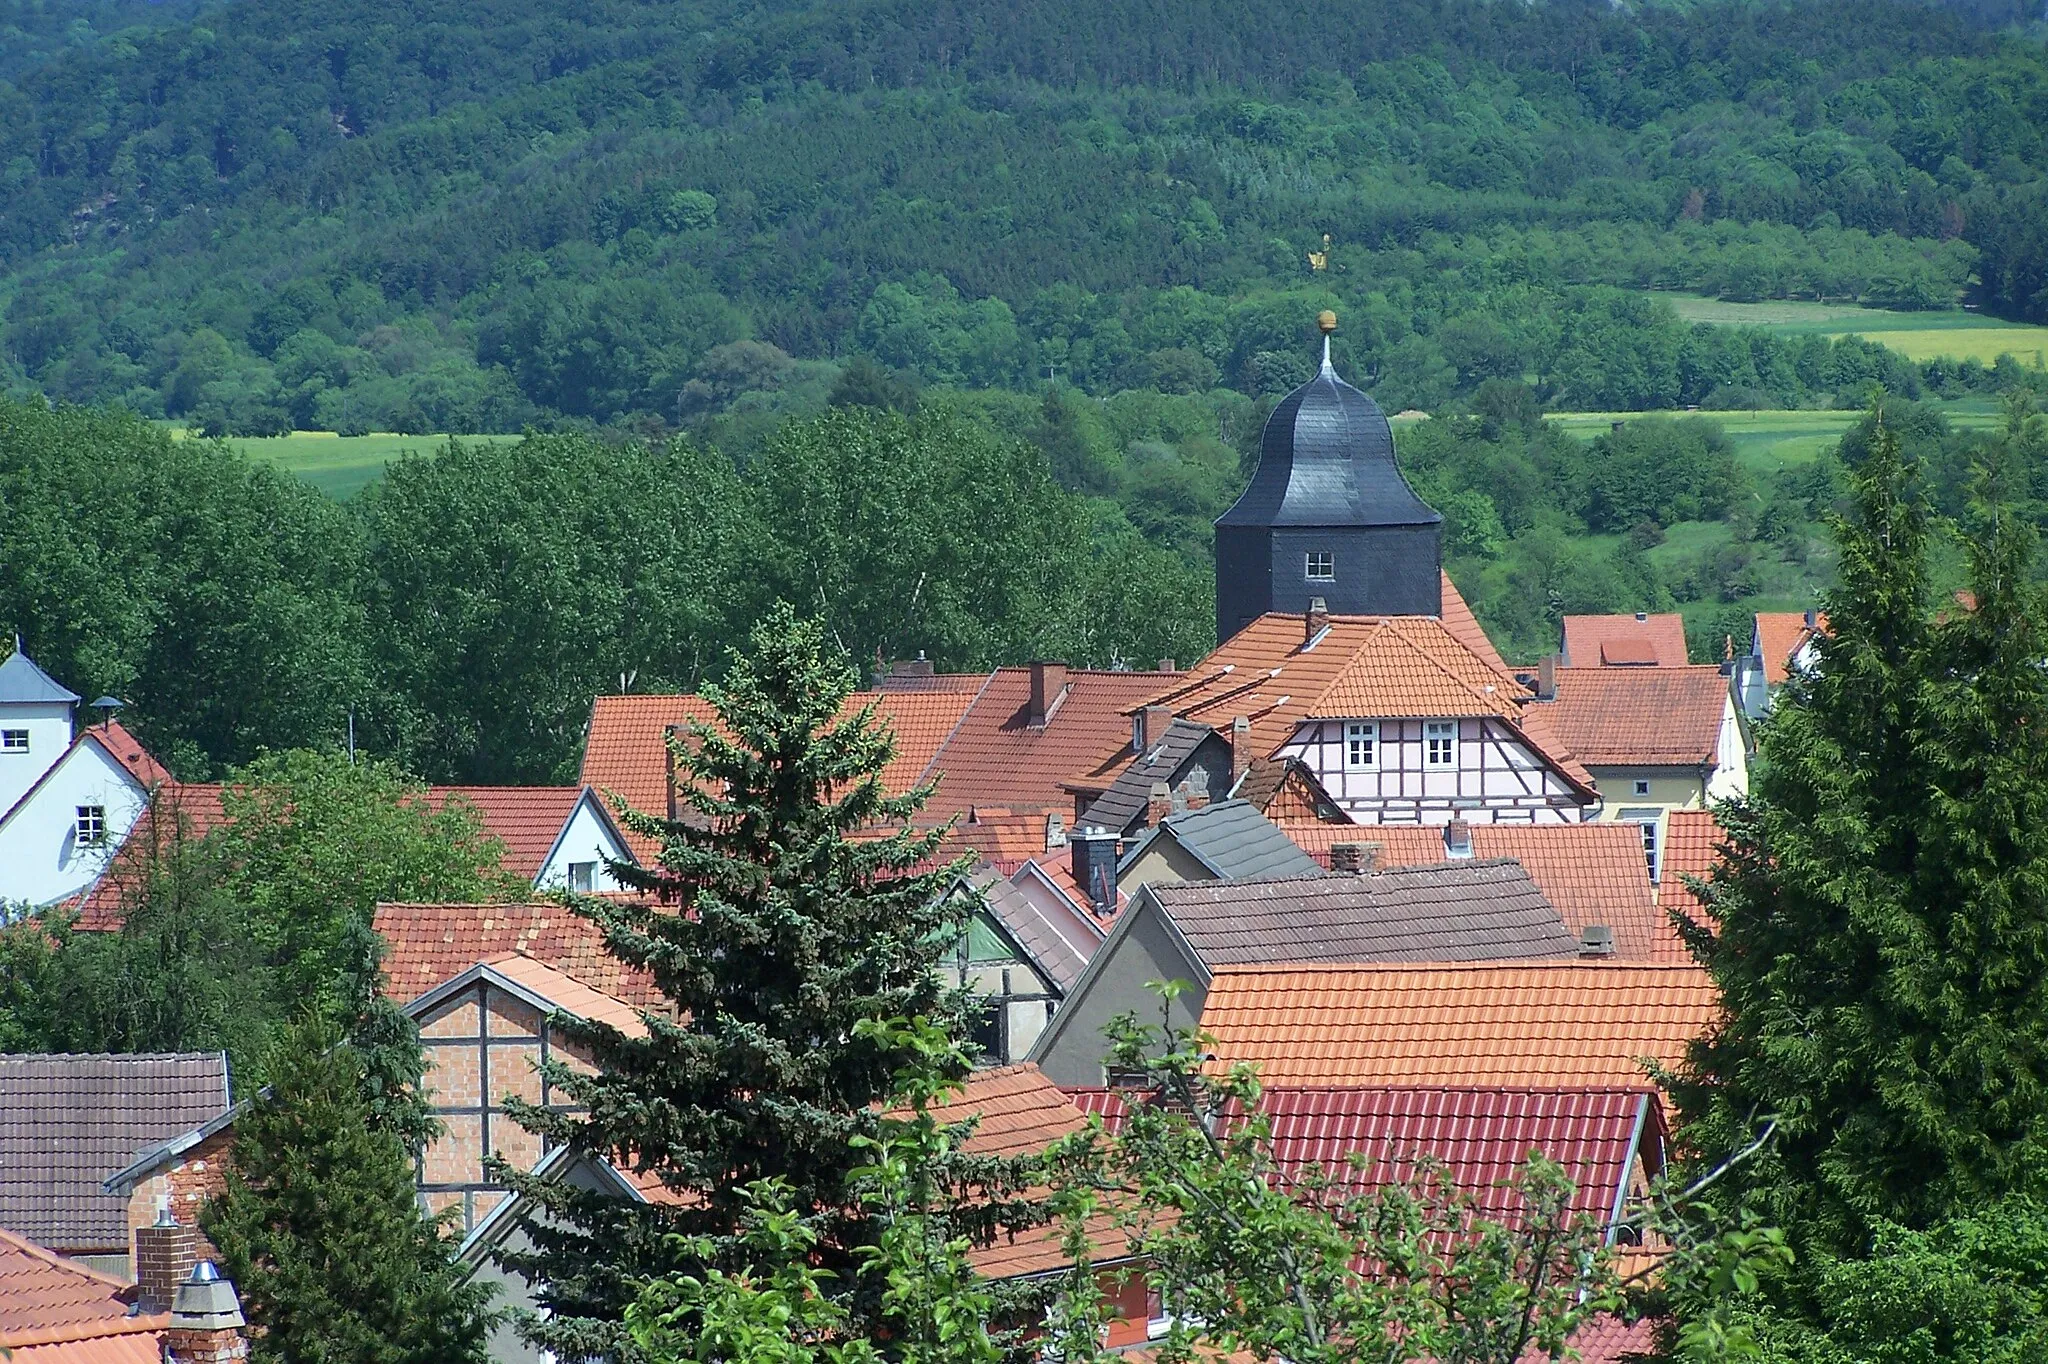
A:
[1344,721,1377,771]
[0,730,26,753]
[567,861,597,892]
[1305,550,1334,581]
[1620,809,1661,880]
[1633,779,1651,796]
[75,805,106,846]
[1424,721,1458,768]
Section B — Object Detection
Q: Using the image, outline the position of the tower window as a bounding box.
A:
[76,805,106,845]
[1344,722,1377,770]
[1305,551,1334,581]
[0,730,27,753]
[1424,721,1458,768]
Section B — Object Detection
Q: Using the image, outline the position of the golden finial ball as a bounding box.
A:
[1317,310,1338,334]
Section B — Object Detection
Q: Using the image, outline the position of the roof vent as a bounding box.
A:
[169,1260,245,1332]
[1634,612,1648,622]
[1579,924,1617,958]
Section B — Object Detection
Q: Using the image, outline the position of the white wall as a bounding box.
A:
[1707,696,1750,802]
[0,700,74,818]
[0,737,148,907]
[533,795,632,892]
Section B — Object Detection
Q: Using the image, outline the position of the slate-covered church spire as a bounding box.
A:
[1213,310,1442,644]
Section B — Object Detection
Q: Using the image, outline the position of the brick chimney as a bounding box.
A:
[162,1261,249,1364]
[1157,658,1176,673]
[1181,780,1209,812]
[885,652,936,685]
[135,1203,206,1313]
[1147,781,1173,827]
[1230,715,1253,784]
[1443,819,1475,859]
[1328,841,1379,874]
[1027,662,1068,727]
[1135,705,1174,754]
[1043,812,1066,851]
[1535,654,1558,701]
[1305,596,1330,644]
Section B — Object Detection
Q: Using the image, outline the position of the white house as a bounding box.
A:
[0,650,163,910]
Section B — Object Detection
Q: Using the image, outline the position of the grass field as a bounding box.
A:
[1656,293,2048,369]
[1546,405,2002,475]
[183,430,495,498]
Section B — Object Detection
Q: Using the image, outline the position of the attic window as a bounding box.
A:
[1424,721,1458,768]
[567,862,597,893]
[76,805,106,846]
[0,730,27,753]
[1305,551,1334,582]
[1344,722,1377,771]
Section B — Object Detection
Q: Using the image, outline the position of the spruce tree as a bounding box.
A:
[501,604,1034,1359]
[202,1016,492,1364]
[1675,395,2048,1262]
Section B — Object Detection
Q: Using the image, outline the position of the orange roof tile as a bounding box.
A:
[1562,613,1690,668]
[1136,613,1592,795]
[921,669,1175,822]
[1198,962,1718,1089]
[910,1063,1092,1158]
[1754,611,1827,686]
[1279,821,1677,962]
[373,901,662,1008]
[1657,809,1724,919]
[1536,666,1729,768]
[0,1227,165,1350]
[483,953,650,1037]
[430,786,581,880]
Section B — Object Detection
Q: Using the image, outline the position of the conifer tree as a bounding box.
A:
[501,604,1035,1359]
[1675,395,2048,1262]
[202,1016,492,1364]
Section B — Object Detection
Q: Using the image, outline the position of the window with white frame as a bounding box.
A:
[1305,550,1334,581]
[1344,721,1377,770]
[1620,808,1661,880]
[1424,721,1458,767]
[567,861,597,892]
[0,730,27,753]
[76,805,106,845]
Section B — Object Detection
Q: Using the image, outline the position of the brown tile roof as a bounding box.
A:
[0,1053,229,1253]
[0,1226,166,1352]
[1146,861,1579,968]
[430,786,581,880]
[1198,962,1718,1088]
[1134,613,1593,794]
[1277,822,1677,963]
[1657,809,1724,919]
[922,669,1176,822]
[481,954,650,1038]
[1755,611,1827,685]
[1536,666,1729,768]
[373,901,662,1009]
[1561,613,1690,668]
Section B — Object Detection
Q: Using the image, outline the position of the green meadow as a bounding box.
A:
[184,430,501,499]
[1655,293,2048,370]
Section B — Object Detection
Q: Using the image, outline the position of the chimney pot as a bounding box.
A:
[1028,661,1068,727]
[1444,819,1475,858]
[1535,654,1558,701]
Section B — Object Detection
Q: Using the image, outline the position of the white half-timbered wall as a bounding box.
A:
[1277,717,1587,825]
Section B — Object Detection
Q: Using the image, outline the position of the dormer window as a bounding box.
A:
[0,730,27,754]
[1344,722,1377,770]
[1424,721,1458,768]
[1305,551,1334,582]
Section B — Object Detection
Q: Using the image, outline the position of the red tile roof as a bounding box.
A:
[1278,821,1678,963]
[482,953,651,1038]
[0,720,173,831]
[1536,666,1729,768]
[0,1226,165,1352]
[911,1063,1091,1158]
[1657,809,1724,920]
[373,901,662,1008]
[1754,611,1827,686]
[1198,962,1719,1089]
[69,783,226,930]
[1562,613,1689,668]
[922,669,1175,822]
[430,786,581,880]
[1133,613,1591,794]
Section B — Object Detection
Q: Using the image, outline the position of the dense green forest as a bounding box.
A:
[2,0,2047,436]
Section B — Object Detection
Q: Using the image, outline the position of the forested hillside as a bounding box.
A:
[2,0,2046,435]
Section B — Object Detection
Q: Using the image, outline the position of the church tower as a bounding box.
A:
[1213,312,1442,643]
